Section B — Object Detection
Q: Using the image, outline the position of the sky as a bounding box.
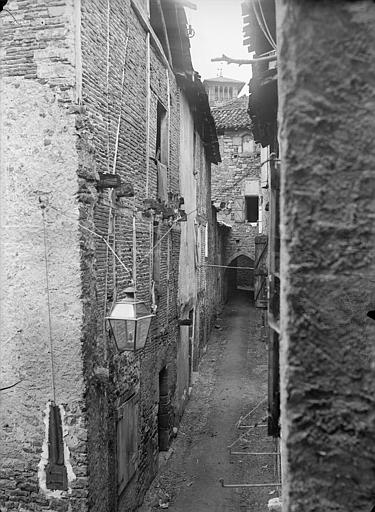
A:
[187,0,252,94]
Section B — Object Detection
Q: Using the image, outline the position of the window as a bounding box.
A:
[46,404,68,491]
[156,102,168,202]
[156,101,167,164]
[245,196,259,223]
[214,86,218,100]
[242,134,254,154]
[117,395,139,495]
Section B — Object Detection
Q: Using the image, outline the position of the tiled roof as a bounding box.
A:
[211,96,251,130]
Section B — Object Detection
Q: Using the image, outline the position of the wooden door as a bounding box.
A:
[254,235,268,308]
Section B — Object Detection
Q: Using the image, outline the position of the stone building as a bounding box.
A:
[210,95,268,300]
[242,1,375,511]
[203,75,245,108]
[0,1,222,511]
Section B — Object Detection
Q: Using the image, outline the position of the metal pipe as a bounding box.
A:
[238,424,267,429]
[219,478,281,489]
[230,452,280,456]
[200,264,254,270]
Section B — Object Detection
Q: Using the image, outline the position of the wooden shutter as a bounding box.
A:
[117,395,139,495]
[268,330,280,437]
[232,197,245,222]
[157,162,168,203]
[254,235,268,308]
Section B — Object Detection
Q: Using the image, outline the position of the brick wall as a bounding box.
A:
[77,1,185,510]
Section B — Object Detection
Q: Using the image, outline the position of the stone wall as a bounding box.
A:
[277,2,375,511]
[212,130,262,278]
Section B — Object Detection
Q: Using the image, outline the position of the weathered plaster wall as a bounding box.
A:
[277,2,375,511]
[178,92,224,377]
[0,1,87,510]
[178,92,198,312]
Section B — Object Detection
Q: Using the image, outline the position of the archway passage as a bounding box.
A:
[224,255,254,302]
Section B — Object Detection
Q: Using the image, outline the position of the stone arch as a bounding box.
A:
[223,253,255,301]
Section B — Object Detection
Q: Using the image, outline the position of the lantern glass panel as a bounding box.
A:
[111,302,136,318]
[134,302,150,317]
[136,316,152,349]
[110,319,136,351]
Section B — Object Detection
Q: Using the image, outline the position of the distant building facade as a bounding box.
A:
[203,75,245,108]
[210,95,268,300]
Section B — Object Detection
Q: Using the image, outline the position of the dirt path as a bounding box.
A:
[139,292,279,512]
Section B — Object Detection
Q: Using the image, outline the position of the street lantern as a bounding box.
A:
[106,288,154,352]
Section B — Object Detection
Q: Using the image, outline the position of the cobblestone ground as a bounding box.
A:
[138,291,280,512]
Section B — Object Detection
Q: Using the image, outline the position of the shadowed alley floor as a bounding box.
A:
[139,291,278,512]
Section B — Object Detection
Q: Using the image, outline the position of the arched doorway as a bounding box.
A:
[224,255,254,302]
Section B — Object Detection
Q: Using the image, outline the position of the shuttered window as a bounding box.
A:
[232,197,245,222]
[117,395,139,495]
[157,162,168,203]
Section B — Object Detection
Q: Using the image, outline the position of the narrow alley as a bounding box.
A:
[140,291,278,512]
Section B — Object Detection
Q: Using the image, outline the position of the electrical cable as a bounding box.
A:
[106,0,111,173]
[256,0,276,50]
[48,205,131,275]
[250,1,276,51]
[41,207,57,404]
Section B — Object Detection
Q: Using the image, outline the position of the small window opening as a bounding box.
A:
[242,134,254,154]
[46,404,68,491]
[156,102,168,201]
[156,101,167,164]
[245,196,259,223]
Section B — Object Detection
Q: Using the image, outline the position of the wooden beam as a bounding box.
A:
[131,0,173,73]
[211,53,277,66]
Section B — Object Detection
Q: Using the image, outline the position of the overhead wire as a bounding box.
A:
[256,0,276,50]
[41,206,57,403]
[47,204,197,278]
[48,204,131,275]
[250,0,276,51]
